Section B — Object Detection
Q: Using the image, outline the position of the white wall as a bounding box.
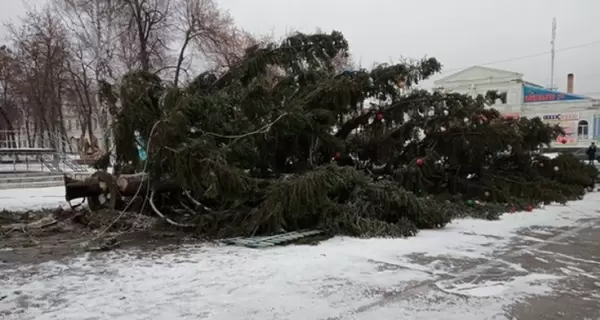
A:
[440,80,523,112]
[519,105,598,148]
[435,67,600,148]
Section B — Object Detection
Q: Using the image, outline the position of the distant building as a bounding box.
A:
[14,108,106,154]
[434,66,600,148]
[62,110,106,153]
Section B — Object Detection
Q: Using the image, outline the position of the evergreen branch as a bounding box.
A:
[201,112,288,141]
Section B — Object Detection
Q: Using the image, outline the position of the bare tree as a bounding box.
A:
[8,7,71,149]
[64,46,95,145]
[55,0,175,151]
[200,25,257,71]
[55,0,121,151]
[170,0,255,85]
[0,46,20,147]
[118,0,172,73]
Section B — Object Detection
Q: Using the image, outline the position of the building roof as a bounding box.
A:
[436,65,596,101]
[434,65,523,85]
[523,81,544,88]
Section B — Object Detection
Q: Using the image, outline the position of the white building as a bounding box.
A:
[62,110,106,153]
[434,66,600,148]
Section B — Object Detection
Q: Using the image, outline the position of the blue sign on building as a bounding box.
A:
[523,85,586,103]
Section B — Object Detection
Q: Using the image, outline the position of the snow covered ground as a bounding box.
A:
[1,187,600,319]
[0,187,67,211]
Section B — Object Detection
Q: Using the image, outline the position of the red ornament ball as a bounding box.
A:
[334,152,341,160]
[526,205,534,212]
[376,112,383,121]
[416,158,425,166]
[510,206,516,213]
[560,138,567,144]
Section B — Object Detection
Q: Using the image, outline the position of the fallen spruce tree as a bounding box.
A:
[64,30,598,239]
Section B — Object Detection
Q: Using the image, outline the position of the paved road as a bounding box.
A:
[343,217,600,320]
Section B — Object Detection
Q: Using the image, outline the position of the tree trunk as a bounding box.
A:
[174,31,191,86]
[0,107,16,148]
[64,172,179,202]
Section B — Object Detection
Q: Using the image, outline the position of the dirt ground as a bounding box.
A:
[0,208,199,267]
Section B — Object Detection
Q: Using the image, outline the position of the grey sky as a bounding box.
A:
[2,0,599,96]
[220,0,600,96]
[0,1,42,29]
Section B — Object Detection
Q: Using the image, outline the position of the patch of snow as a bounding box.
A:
[435,273,561,298]
[0,187,599,319]
[535,256,550,263]
[0,187,67,211]
[0,245,432,320]
[359,273,558,320]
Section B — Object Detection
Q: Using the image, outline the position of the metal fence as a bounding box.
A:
[0,130,73,151]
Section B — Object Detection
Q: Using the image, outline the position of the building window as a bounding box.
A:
[578,120,589,139]
[594,116,600,139]
[67,119,72,131]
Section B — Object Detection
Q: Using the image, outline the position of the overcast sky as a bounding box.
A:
[3,0,600,96]
[219,0,600,96]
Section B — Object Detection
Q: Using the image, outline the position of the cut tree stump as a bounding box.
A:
[64,171,180,212]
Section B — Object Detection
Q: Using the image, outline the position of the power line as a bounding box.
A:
[440,40,600,75]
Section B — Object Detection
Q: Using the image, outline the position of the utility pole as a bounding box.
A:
[549,17,557,90]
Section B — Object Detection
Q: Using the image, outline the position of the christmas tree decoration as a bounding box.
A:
[376,112,383,121]
[553,166,559,171]
[484,191,490,197]
[510,206,516,213]
[539,162,544,167]
[560,138,568,144]
[466,200,474,206]
[526,205,534,212]
[416,158,425,166]
[334,152,341,160]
